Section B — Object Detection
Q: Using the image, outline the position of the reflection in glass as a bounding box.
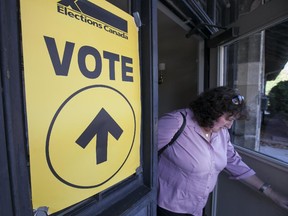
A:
[223,21,288,163]
[261,66,288,162]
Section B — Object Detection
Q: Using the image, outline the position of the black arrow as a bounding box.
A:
[76,108,123,164]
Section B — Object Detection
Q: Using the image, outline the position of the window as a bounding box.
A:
[222,20,288,164]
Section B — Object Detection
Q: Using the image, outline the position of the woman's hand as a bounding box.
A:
[242,175,288,211]
[264,187,288,210]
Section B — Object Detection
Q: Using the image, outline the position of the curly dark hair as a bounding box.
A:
[189,86,248,128]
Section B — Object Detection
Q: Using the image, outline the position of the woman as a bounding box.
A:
[157,86,288,216]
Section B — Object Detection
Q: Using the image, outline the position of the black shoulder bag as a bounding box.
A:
[158,112,186,157]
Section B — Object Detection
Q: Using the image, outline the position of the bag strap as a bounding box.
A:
[158,112,186,156]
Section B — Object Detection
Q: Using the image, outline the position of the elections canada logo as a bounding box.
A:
[57,0,128,40]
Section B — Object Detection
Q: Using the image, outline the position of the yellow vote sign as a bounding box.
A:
[20,0,141,214]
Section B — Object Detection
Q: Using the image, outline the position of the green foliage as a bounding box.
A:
[268,80,288,119]
[266,69,288,95]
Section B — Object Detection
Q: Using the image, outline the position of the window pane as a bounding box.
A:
[223,22,288,164]
[262,67,288,162]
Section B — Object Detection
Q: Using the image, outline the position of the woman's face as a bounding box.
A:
[211,113,236,132]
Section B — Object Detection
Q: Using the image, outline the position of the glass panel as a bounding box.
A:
[262,66,288,162]
[223,22,288,164]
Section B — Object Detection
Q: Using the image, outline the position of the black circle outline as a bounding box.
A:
[46,85,136,188]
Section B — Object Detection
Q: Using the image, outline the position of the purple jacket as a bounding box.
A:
[157,109,255,216]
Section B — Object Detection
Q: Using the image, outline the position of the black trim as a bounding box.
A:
[0,0,33,215]
[0,57,14,216]
[137,0,158,214]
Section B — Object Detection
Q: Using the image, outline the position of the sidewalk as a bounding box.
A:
[260,114,288,163]
[260,145,288,163]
